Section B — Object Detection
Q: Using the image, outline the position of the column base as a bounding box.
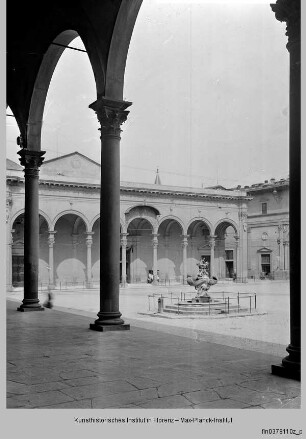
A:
[90,323,130,332]
[17,305,44,312]
[271,364,300,381]
[271,344,301,381]
[90,311,130,331]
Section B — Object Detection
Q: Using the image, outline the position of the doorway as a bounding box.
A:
[12,255,24,287]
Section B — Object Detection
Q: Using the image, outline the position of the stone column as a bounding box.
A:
[6,194,13,291]
[271,0,300,380]
[89,97,131,331]
[48,231,56,288]
[283,241,289,270]
[234,235,240,281]
[277,224,284,270]
[71,233,79,284]
[120,232,128,287]
[85,232,94,288]
[7,228,14,292]
[238,211,248,282]
[17,148,45,311]
[181,235,188,284]
[208,235,216,276]
[164,235,170,282]
[152,233,159,284]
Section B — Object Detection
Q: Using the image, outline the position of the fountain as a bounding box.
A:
[186,257,218,303]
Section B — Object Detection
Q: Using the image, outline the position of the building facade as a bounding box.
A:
[6,152,253,289]
[244,178,289,280]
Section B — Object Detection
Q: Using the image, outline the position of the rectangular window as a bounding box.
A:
[261,202,267,214]
[225,250,234,260]
[261,254,271,275]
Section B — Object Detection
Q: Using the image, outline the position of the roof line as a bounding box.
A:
[43,151,101,167]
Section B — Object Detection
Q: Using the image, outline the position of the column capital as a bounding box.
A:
[152,233,159,247]
[89,97,132,137]
[238,211,248,221]
[181,234,189,247]
[270,0,300,50]
[48,231,56,247]
[208,235,217,248]
[85,232,94,247]
[121,232,128,247]
[18,149,46,177]
[208,235,217,244]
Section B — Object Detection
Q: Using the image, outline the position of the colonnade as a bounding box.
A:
[10,0,300,379]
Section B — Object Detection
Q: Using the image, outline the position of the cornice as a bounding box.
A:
[6,177,251,201]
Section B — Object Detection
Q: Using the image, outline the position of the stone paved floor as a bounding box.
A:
[6,299,300,410]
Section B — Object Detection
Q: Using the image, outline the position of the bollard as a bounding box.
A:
[157,297,164,313]
[254,293,257,310]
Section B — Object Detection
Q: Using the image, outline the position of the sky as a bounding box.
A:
[6,0,289,189]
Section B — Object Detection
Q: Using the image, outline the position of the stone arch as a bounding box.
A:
[187,218,212,237]
[11,209,52,231]
[157,217,185,282]
[52,209,90,231]
[53,212,88,286]
[213,219,239,280]
[125,206,159,231]
[157,215,185,236]
[126,217,155,283]
[214,218,238,237]
[105,0,143,99]
[27,30,79,151]
[186,218,213,278]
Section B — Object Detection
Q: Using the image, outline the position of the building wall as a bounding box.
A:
[7,155,289,289]
[246,179,289,279]
[7,181,249,287]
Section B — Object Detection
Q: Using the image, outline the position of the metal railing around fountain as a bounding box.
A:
[148,291,257,316]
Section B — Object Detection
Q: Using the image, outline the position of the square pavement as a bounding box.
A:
[6,299,300,409]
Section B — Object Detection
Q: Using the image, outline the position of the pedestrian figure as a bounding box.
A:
[43,289,54,309]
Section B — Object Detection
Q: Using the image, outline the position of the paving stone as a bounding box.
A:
[260,397,301,409]
[62,376,108,387]
[238,377,301,397]
[192,399,249,409]
[37,399,93,409]
[215,384,285,406]
[183,389,221,404]
[157,379,203,398]
[59,369,99,380]
[137,395,193,409]
[7,397,33,408]
[6,391,74,408]
[7,381,29,395]
[125,376,160,390]
[60,380,137,400]
[7,380,71,394]
[92,388,158,408]
[6,300,301,410]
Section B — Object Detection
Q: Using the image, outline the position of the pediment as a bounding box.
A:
[40,152,100,184]
[257,247,272,253]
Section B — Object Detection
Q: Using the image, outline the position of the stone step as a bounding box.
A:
[163,303,248,315]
